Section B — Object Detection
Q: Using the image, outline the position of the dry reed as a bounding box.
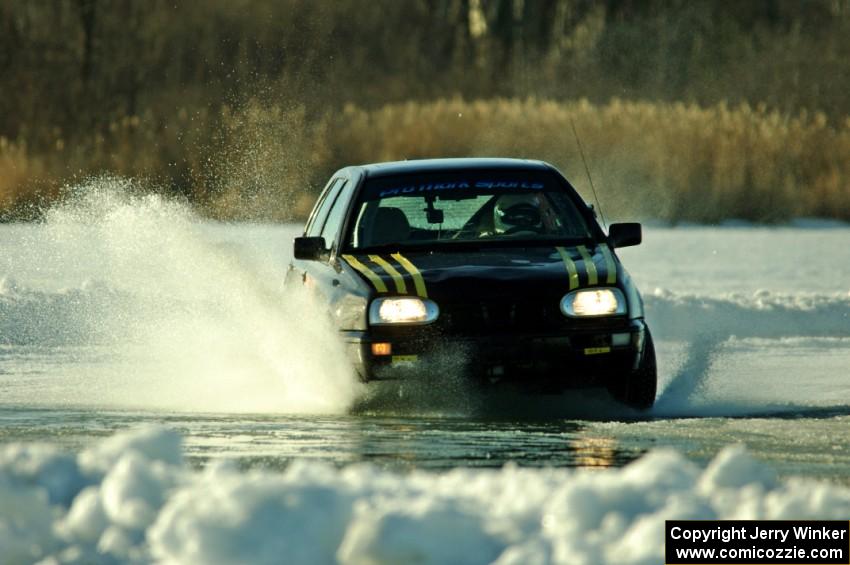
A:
[1,98,848,223]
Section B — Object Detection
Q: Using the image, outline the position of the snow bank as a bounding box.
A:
[645,289,850,342]
[2,427,850,565]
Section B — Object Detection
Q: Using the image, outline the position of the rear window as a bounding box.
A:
[346,170,593,250]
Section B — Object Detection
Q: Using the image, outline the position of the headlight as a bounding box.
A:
[561,288,626,317]
[369,297,440,325]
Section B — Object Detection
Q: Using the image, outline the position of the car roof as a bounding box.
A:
[346,158,553,178]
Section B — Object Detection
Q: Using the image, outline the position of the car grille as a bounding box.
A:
[437,298,566,335]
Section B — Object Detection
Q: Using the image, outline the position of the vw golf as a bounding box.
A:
[286,158,656,409]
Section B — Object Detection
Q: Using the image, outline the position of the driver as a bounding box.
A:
[493,193,543,235]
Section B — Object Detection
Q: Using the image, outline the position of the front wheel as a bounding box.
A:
[609,331,657,410]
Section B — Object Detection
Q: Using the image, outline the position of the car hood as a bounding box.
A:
[341,244,619,302]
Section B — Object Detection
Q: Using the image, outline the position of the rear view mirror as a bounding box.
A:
[608,223,642,248]
[426,208,444,224]
[293,236,327,260]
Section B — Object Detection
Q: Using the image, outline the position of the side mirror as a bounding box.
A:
[293,236,327,260]
[608,223,642,248]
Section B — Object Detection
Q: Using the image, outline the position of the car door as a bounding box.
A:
[302,176,352,289]
[286,177,344,288]
[288,172,371,330]
[291,173,356,288]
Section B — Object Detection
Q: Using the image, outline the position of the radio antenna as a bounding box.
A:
[570,118,607,230]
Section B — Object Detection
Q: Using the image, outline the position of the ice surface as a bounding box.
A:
[1,427,850,565]
[617,225,850,295]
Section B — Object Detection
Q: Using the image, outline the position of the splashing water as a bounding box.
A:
[2,178,362,413]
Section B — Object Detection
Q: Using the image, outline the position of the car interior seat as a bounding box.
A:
[365,207,410,247]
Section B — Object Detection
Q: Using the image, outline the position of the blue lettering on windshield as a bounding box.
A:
[378,180,543,198]
[379,181,471,197]
[474,181,544,189]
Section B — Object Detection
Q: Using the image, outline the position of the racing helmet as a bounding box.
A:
[493,193,543,234]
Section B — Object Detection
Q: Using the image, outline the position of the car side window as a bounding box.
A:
[305,179,342,237]
[319,180,350,249]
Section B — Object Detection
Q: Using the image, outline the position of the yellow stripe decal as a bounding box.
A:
[599,244,617,284]
[391,253,428,298]
[577,245,598,285]
[368,254,408,294]
[555,247,580,290]
[342,254,388,293]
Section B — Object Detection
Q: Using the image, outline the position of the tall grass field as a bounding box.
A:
[2,98,848,223]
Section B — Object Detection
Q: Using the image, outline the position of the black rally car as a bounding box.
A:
[286,158,656,409]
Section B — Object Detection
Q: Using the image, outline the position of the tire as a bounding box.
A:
[610,330,657,410]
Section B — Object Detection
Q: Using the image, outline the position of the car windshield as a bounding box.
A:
[346,170,593,250]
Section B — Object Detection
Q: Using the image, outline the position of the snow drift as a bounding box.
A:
[645,290,850,342]
[2,426,850,565]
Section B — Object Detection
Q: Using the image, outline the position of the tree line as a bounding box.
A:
[1,0,849,219]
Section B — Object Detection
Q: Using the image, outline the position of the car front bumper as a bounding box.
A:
[342,318,648,386]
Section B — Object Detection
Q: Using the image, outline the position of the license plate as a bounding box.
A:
[391,355,419,365]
